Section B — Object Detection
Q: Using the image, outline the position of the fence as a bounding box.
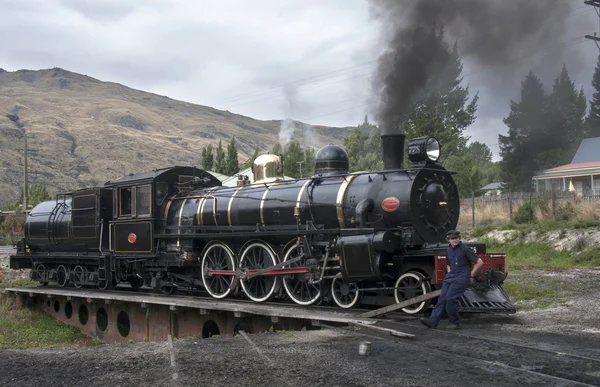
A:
[459,190,600,228]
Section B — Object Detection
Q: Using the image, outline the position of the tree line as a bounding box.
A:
[499,63,597,191]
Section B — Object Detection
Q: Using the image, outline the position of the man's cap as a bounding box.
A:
[446,230,460,239]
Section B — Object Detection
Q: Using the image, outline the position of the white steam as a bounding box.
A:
[278,83,316,150]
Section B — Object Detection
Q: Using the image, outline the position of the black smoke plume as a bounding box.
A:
[370,0,575,135]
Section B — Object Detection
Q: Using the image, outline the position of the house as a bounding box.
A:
[532,137,600,196]
[480,182,504,196]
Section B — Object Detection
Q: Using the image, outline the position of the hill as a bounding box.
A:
[0,68,349,206]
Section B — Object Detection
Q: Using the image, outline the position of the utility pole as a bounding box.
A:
[23,132,28,213]
[7,114,28,213]
[585,1,600,50]
[296,161,304,178]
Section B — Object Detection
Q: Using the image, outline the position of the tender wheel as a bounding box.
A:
[282,244,321,306]
[201,243,236,299]
[239,242,278,302]
[73,265,86,288]
[33,264,48,286]
[56,265,70,288]
[394,271,432,314]
[331,278,361,309]
[98,268,115,291]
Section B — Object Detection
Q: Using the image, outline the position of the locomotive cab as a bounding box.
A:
[104,166,221,255]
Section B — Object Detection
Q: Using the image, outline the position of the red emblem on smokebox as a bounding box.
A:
[382,197,400,212]
[128,233,137,243]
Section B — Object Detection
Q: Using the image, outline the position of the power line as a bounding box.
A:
[216,59,377,104]
[584,0,600,49]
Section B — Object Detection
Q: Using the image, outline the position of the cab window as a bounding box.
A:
[119,188,132,216]
[136,185,151,216]
[155,182,169,206]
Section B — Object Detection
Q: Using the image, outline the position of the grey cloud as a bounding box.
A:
[58,0,170,22]
[0,0,597,155]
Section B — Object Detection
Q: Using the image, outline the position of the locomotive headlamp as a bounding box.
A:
[407,136,441,163]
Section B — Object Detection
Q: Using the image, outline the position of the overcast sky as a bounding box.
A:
[1,0,598,160]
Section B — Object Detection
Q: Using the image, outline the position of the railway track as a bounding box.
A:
[329,318,600,386]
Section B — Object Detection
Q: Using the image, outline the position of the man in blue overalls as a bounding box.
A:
[420,230,484,330]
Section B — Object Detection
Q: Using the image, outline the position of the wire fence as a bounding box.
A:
[459,189,600,228]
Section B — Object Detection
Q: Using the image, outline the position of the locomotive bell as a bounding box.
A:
[252,154,284,183]
[314,145,349,176]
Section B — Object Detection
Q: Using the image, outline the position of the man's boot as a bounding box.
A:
[420,318,438,329]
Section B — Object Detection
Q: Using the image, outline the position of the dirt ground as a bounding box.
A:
[1,260,600,386]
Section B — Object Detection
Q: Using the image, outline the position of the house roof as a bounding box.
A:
[571,137,600,163]
[547,161,600,171]
[480,182,504,190]
[533,137,600,180]
[206,171,232,182]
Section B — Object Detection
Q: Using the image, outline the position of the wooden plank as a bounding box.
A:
[360,290,442,318]
[351,322,415,339]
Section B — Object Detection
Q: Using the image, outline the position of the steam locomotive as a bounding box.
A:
[9,133,513,314]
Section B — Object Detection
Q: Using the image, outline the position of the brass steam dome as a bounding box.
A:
[252,154,284,183]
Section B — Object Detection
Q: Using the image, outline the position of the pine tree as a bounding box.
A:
[28,183,51,206]
[225,136,240,176]
[282,141,304,178]
[401,39,478,157]
[542,65,587,167]
[271,143,282,156]
[585,54,600,138]
[343,116,383,172]
[215,140,225,175]
[303,147,315,176]
[202,144,214,171]
[499,71,547,191]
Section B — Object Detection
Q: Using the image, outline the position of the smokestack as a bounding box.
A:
[381,133,405,170]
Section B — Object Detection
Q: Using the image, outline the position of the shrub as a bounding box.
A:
[555,201,576,221]
[515,201,537,224]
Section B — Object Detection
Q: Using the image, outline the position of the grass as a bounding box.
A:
[0,279,102,349]
[503,279,563,310]
[481,238,600,271]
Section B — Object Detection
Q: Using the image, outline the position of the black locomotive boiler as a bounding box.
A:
[10,133,512,314]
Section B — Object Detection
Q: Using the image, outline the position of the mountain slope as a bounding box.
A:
[0,68,348,206]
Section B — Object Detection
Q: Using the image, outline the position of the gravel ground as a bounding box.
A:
[2,321,599,387]
[503,267,600,337]
[2,255,600,386]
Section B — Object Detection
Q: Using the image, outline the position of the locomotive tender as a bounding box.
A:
[10,132,513,314]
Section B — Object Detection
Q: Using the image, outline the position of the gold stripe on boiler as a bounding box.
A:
[336,175,358,228]
[260,186,271,226]
[227,187,244,226]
